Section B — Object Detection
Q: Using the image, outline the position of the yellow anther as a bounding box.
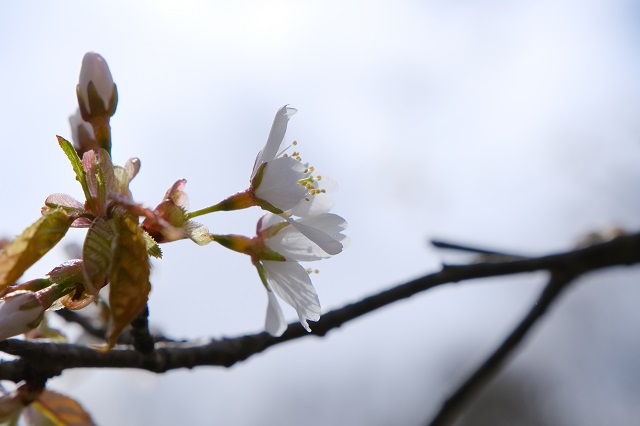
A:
[316,176,322,181]
[292,141,298,146]
[295,156,302,161]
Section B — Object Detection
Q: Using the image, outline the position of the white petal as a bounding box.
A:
[251,105,297,178]
[264,213,348,260]
[254,157,308,211]
[263,261,320,332]
[298,213,348,240]
[258,212,284,232]
[285,215,346,256]
[265,291,287,337]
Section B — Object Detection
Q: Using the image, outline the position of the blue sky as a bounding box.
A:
[1,1,640,424]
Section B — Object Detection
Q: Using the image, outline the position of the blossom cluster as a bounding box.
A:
[196,106,349,336]
[0,52,347,343]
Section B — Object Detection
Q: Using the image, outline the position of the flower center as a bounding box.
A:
[278,140,326,203]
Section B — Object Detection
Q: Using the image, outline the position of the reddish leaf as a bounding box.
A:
[107,210,151,347]
[0,209,72,290]
[25,390,96,426]
[82,149,115,217]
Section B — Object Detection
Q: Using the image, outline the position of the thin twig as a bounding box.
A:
[431,239,529,261]
[426,271,575,426]
[54,309,106,340]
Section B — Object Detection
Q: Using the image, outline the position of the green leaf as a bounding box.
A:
[0,209,72,290]
[82,218,113,295]
[107,210,151,347]
[57,136,95,213]
[142,230,163,259]
[26,389,96,426]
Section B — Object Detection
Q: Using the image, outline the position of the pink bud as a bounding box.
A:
[78,52,115,114]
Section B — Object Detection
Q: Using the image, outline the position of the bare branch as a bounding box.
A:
[426,271,575,426]
[0,232,638,384]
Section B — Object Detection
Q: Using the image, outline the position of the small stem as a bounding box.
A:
[55,309,106,340]
[431,239,528,259]
[186,190,256,219]
[91,116,112,155]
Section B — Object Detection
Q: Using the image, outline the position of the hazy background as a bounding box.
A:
[1,1,640,425]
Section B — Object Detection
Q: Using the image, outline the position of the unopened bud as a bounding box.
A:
[0,291,45,340]
[77,52,117,119]
[69,109,98,156]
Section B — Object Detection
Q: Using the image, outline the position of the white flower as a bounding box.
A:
[250,106,328,213]
[188,105,334,218]
[78,52,116,114]
[254,212,348,336]
[0,291,45,340]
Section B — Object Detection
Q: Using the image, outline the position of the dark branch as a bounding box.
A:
[0,232,638,383]
[129,304,155,354]
[426,271,575,426]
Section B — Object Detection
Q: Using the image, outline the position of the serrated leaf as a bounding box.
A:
[185,221,214,245]
[142,230,162,259]
[57,136,94,212]
[82,149,115,217]
[107,210,151,347]
[0,209,72,290]
[82,218,113,295]
[26,390,96,426]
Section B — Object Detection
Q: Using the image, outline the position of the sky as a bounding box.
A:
[1,1,640,425]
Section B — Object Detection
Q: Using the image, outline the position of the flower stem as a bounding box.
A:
[91,116,112,156]
[186,189,256,219]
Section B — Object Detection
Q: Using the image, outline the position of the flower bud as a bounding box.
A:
[69,109,98,156]
[77,52,117,120]
[0,291,45,340]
